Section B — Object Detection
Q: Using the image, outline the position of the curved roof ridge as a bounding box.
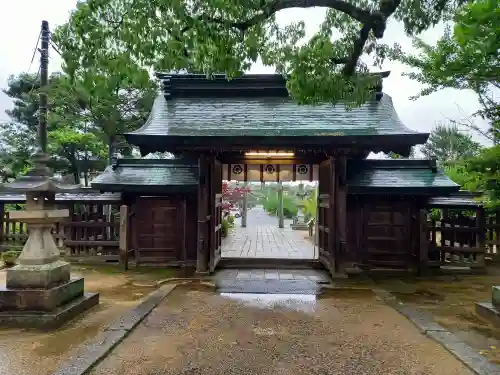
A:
[126,91,429,147]
[377,94,418,134]
[129,93,165,135]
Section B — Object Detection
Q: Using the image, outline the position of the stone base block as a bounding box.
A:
[475,302,500,328]
[0,278,84,312]
[0,293,99,330]
[492,286,500,307]
[6,260,70,289]
[290,223,309,231]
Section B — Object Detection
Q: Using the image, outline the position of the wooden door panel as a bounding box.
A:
[152,207,176,221]
[317,157,336,276]
[392,211,406,225]
[367,211,392,225]
[363,200,412,268]
[209,158,223,273]
[132,198,183,264]
[152,237,176,248]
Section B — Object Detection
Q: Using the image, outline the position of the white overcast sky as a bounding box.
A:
[0,0,490,145]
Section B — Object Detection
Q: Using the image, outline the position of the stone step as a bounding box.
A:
[0,277,86,312]
[0,292,99,329]
[219,258,322,269]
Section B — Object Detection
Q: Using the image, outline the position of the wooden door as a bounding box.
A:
[133,198,182,264]
[362,199,412,269]
[317,158,337,275]
[210,194,223,272]
[209,159,223,272]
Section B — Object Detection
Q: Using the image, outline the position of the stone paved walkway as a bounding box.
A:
[214,268,330,282]
[221,224,316,259]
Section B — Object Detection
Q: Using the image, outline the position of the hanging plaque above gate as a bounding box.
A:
[222,164,319,182]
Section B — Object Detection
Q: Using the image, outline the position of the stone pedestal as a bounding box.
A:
[0,200,99,329]
[492,285,500,307]
[475,286,500,328]
[290,206,309,230]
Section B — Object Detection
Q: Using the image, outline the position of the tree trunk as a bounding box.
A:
[107,136,115,164]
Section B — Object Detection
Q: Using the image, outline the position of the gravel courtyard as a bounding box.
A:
[91,284,473,375]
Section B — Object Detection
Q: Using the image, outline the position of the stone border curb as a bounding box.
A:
[131,277,212,288]
[373,288,500,375]
[52,283,179,375]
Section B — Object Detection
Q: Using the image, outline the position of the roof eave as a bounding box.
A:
[91,182,198,194]
[347,185,460,196]
[125,133,429,154]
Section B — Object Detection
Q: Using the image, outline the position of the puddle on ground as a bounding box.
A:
[220,293,317,313]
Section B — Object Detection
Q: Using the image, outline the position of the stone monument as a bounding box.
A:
[290,183,310,230]
[475,286,500,328]
[0,21,99,329]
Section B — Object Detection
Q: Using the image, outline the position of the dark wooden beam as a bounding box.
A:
[128,134,429,155]
[181,198,187,264]
[196,154,209,274]
[329,156,338,272]
[418,209,429,275]
[217,157,326,165]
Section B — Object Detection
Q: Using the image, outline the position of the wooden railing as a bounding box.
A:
[1,204,121,263]
[426,214,485,269]
[422,206,500,271]
[485,211,500,262]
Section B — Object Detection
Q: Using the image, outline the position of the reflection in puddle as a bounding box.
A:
[220,293,317,313]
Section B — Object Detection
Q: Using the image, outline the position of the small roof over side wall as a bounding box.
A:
[347,159,460,195]
[428,192,483,208]
[91,158,198,194]
[126,73,429,154]
[0,188,120,203]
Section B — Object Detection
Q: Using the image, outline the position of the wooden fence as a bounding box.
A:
[424,206,500,271]
[2,191,500,273]
[0,191,123,263]
[0,201,122,263]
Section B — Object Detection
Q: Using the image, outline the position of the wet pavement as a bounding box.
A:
[213,268,331,282]
[90,284,473,375]
[0,267,163,375]
[217,279,323,294]
[214,268,330,294]
[222,208,315,259]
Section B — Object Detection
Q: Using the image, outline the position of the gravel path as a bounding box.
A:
[0,267,159,375]
[91,286,473,375]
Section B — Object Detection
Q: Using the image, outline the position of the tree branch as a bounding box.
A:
[201,0,372,32]
[342,24,370,75]
[115,0,401,79]
[166,26,191,58]
[198,0,401,76]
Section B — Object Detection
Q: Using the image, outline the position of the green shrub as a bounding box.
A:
[283,206,297,218]
[429,208,441,221]
[221,218,230,238]
[226,215,235,227]
[263,194,298,218]
[2,250,21,266]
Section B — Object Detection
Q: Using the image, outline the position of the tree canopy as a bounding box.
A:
[394,0,499,139]
[397,0,499,205]
[421,124,481,166]
[54,0,469,106]
[0,70,156,183]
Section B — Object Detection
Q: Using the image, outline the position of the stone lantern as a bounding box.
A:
[0,21,99,328]
[290,183,311,230]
